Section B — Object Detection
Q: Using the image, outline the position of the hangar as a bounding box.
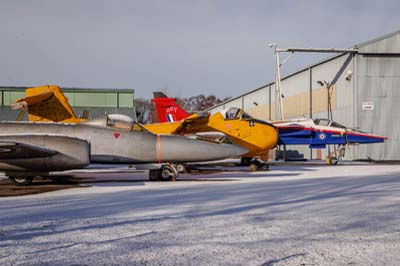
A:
[0,86,135,121]
[209,30,400,161]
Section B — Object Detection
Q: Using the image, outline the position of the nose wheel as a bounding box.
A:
[249,160,269,172]
[240,157,252,166]
[149,164,179,181]
[326,145,346,165]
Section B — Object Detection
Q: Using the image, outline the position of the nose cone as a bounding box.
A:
[159,135,248,162]
[267,126,279,148]
[346,132,387,144]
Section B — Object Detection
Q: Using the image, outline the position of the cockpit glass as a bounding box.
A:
[225,107,241,120]
[314,118,346,129]
[330,121,346,129]
[241,111,253,120]
[313,118,330,126]
[106,114,135,130]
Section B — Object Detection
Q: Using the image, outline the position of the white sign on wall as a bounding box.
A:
[362,102,374,111]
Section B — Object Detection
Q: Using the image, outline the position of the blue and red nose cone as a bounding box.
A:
[158,135,248,163]
[346,132,387,144]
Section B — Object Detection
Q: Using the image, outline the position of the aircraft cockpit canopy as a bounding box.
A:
[83,114,146,131]
[106,114,134,129]
[314,118,346,129]
[224,107,254,120]
[241,111,252,119]
[107,114,146,132]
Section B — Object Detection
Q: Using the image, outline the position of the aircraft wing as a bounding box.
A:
[0,141,57,159]
[11,90,54,110]
[173,112,211,135]
[10,85,84,123]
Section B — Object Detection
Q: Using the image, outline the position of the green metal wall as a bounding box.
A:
[0,86,135,121]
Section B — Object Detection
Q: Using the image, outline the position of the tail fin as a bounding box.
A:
[151,92,190,123]
[11,85,85,123]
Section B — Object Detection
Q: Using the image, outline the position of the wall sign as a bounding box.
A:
[362,102,374,111]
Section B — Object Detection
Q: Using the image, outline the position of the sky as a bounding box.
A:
[0,0,399,99]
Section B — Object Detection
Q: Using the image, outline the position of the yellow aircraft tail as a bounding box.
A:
[11,85,86,123]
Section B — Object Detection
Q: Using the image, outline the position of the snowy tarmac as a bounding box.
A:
[0,164,400,266]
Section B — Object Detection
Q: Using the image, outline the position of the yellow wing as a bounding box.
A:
[11,85,86,123]
[143,112,210,135]
[11,90,53,110]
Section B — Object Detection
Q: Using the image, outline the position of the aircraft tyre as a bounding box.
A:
[176,164,187,173]
[148,165,178,181]
[326,156,338,165]
[259,163,269,171]
[241,157,252,166]
[160,165,178,181]
[10,176,33,186]
[250,162,260,171]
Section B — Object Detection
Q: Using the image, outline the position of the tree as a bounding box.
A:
[177,94,231,112]
[134,98,152,124]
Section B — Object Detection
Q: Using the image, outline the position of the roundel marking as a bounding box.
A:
[318,133,326,140]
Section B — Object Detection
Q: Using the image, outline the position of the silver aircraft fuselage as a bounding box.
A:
[0,120,246,167]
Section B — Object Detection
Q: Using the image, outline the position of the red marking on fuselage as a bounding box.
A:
[114,132,120,139]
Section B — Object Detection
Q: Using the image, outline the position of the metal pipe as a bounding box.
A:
[276,48,358,53]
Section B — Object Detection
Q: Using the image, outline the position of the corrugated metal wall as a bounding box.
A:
[354,33,400,160]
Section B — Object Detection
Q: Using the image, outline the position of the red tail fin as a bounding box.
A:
[151,92,190,123]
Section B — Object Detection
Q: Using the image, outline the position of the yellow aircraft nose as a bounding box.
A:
[251,119,279,150]
[264,125,279,149]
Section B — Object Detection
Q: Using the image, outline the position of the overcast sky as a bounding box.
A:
[0,0,399,99]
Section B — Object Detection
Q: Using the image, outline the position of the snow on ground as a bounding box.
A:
[0,164,400,266]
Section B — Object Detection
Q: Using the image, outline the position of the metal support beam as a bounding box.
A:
[268,44,359,122]
[276,48,358,53]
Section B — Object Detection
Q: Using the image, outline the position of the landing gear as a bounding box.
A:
[326,156,338,165]
[241,157,252,166]
[242,157,269,171]
[149,164,179,181]
[326,145,346,165]
[249,160,269,172]
[176,164,187,173]
[10,176,33,186]
[259,163,269,171]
